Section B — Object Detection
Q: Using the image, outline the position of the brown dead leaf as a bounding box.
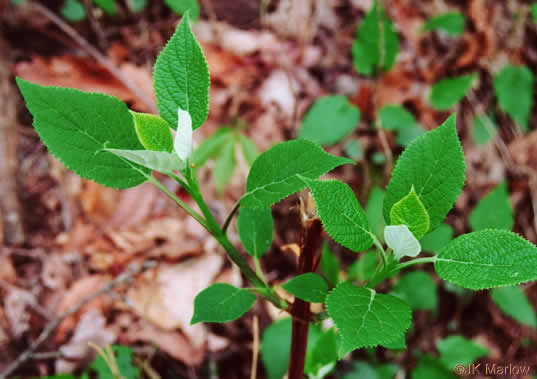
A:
[4,287,36,337]
[79,181,121,225]
[105,182,159,229]
[41,253,72,290]
[0,254,16,284]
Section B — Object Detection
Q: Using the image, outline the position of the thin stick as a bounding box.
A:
[0,261,157,379]
[222,200,240,234]
[250,315,260,379]
[32,2,157,114]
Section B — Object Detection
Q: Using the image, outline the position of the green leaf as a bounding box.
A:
[192,127,232,166]
[347,250,377,282]
[391,271,437,310]
[493,64,534,132]
[472,114,497,145]
[422,12,465,36]
[435,229,537,289]
[384,114,465,231]
[321,244,340,286]
[352,0,399,76]
[343,361,399,379]
[302,178,373,252]
[382,333,407,350]
[61,0,87,21]
[153,12,209,130]
[127,0,147,12]
[237,207,273,258]
[131,111,173,152]
[397,124,426,147]
[164,0,200,21]
[384,225,421,260]
[491,286,537,328]
[240,139,352,208]
[533,3,537,24]
[420,224,453,253]
[378,104,417,131]
[299,95,360,145]
[470,181,513,231]
[91,0,116,15]
[104,149,184,172]
[343,139,363,161]
[390,186,430,239]
[191,283,256,324]
[436,336,489,370]
[366,186,385,240]
[305,329,338,378]
[281,273,329,303]
[326,281,412,354]
[213,138,236,194]
[90,345,139,379]
[411,355,456,379]
[429,74,476,110]
[16,79,150,189]
[239,135,259,166]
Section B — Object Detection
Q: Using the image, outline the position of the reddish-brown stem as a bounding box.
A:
[288,217,323,379]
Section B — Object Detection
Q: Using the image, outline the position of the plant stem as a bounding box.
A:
[288,217,323,379]
[390,256,437,273]
[222,200,240,233]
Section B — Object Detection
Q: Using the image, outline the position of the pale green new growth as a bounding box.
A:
[131,111,173,152]
[390,186,430,239]
[191,283,256,324]
[384,225,421,260]
[299,95,360,145]
[103,149,184,172]
[491,286,537,328]
[435,229,537,289]
[16,78,150,189]
[422,12,465,36]
[429,74,476,110]
[238,135,259,166]
[326,282,411,355]
[436,336,489,370]
[237,207,273,258]
[153,12,209,130]
[281,273,329,303]
[384,114,465,231]
[470,181,513,231]
[240,139,352,208]
[301,178,373,253]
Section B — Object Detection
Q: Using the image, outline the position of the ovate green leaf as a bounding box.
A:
[301,178,373,252]
[240,139,352,208]
[470,181,513,231]
[347,250,377,282]
[326,282,412,354]
[420,224,453,253]
[366,186,385,240]
[390,186,430,239]
[493,64,534,132]
[384,225,421,260]
[299,95,360,145]
[213,138,236,193]
[191,283,256,324]
[429,74,476,110]
[61,0,86,21]
[436,336,489,370]
[491,286,537,328]
[281,273,329,303]
[422,12,465,36]
[153,12,209,130]
[435,229,537,289]
[384,114,465,231]
[237,207,273,258]
[352,0,399,75]
[411,355,456,379]
[321,244,340,286]
[164,0,200,21]
[391,271,437,310]
[343,361,399,379]
[305,329,338,379]
[343,139,363,161]
[16,79,149,189]
[131,111,173,151]
[378,104,416,131]
[104,149,184,172]
[91,0,116,15]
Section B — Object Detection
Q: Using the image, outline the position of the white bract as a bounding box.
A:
[384,225,421,261]
[174,107,193,162]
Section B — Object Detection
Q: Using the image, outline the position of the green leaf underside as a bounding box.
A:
[191,283,256,324]
[192,127,232,166]
[420,224,453,253]
[379,105,417,131]
[153,12,209,130]
[213,138,236,193]
[423,12,465,36]
[412,355,457,379]
[239,135,259,166]
[104,149,184,173]
[321,244,341,286]
[384,225,421,260]
[391,271,437,310]
[491,286,537,328]
[131,111,173,152]
[429,74,476,110]
[470,181,513,231]
[302,178,373,252]
[326,282,411,355]
[390,186,430,239]
[299,95,360,145]
[164,0,200,21]
[472,114,497,145]
[435,229,537,289]
[237,207,274,258]
[281,273,329,303]
[352,0,399,76]
[16,79,150,189]
[493,64,534,132]
[383,114,465,231]
[436,336,489,369]
[241,139,353,208]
